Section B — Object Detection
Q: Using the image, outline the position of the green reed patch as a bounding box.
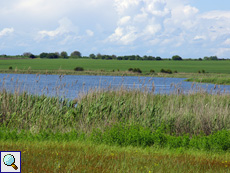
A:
[1,124,230,152]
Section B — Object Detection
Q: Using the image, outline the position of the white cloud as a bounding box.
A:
[118,16,131,25]
[223,38,230,45]
[37,18,77,39]
[0,0,230,58]
[194,35,206,41]
[86,29,94,37]
[0,28,14,37]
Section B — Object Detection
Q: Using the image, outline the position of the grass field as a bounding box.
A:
[1,141,230,172]
[0,59,230,74]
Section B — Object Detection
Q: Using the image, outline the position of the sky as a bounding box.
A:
[0,0,230,58]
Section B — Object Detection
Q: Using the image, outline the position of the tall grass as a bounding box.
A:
[75,86,230,135]
[0,79,229,151]
[1,86,229,135]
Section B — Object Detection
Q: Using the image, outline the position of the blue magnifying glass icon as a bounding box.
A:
[3,154,18,170]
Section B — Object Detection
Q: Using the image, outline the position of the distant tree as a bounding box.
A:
[156,56,162,60]
[71,51,81,58]
[89,53,96,59]
[111,55,117,59]
[172,55,182,60]
[143,55,148,60]
[47,53,59,59]
[96,53,102,59]
[129,55,135,60]
[29,54,36,59]
[23,52,32,57]
[117,56,122,60]
[203,56,218,60]
[40,52,49,58]
[60,51,68,59]
[203,56,209,60]
[55,52,60,58]
[210,56,218,60]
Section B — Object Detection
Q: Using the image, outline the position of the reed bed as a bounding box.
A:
[0,84,229,135]
[0,76,229,151]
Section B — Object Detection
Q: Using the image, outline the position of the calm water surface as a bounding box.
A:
[0,74,229,100]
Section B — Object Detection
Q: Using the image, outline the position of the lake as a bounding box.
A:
[0,73,229,100]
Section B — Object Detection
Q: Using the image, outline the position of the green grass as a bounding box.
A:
[185,74,230,85]
[1,140,230,172]
[1,59,230,74]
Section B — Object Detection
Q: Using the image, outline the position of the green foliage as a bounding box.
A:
[74,67,84,71]
[172,55,183,60]
[39,52,59,59]
[128,68,133,71]
[204,56,218,60]
[150,69,155,73]
[70,51,81,58]
[132,68,142,73]
[128,67,142,73]
[156,56,162,60]
[8,66,13,70]
[160,68,172,74]
[60,51,68,59]
[29,54,36,59]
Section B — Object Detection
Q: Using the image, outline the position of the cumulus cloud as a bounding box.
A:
[105,0,230,57]
[86,29,94,37]
[37,18,78,40]
[0,28,14,37]
[0,0,230,57]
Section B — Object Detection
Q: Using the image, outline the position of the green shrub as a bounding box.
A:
[74,67,84,71]
[128,68,133,72]
[9,66,13,70]
[133,68,142,73]
[150,69,155,73]
[160,69,172,74]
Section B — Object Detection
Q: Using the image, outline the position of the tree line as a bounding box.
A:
[1,51,229,61]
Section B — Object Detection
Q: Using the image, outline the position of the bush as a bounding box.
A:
[128,68,133,72]
[202,70,205,73]
[133,68,142,73]
[172,55,183,60]
[74,67,84,71]
[9,66,13,70]
[160,69,172,74]
[150,69,155,73]
[198,70,201,73]
[174,70,178,73]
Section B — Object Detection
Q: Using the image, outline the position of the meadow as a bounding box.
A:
[0,82,230,172]
[0,59,230,74]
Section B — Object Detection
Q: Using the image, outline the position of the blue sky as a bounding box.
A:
[0,0,230,58]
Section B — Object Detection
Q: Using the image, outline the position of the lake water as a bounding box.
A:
[0,73,229,100]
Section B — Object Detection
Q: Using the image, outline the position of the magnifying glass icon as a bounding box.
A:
[3,154,18,170]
